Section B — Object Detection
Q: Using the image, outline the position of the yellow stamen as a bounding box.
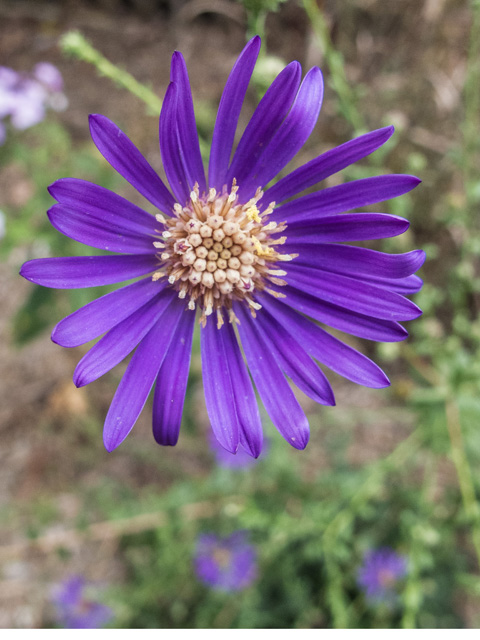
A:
[246,204,261,223]
[266,288,286,298]
[252,236,275,256]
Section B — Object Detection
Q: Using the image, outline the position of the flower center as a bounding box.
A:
[152,181,295,327]
[377,569,397,588]
[213,547,233,569]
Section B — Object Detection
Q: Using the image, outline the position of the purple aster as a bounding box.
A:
[194,531,257,591]
[0,63,66,141]
[358,548,408,602]
[51,575,113,629]
[20,37,424,457]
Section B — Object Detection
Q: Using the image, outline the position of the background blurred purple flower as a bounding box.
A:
[33,62,64,93]
[194,531,257,592]
[210,432,267,469]
[0,62,67,143]
[358,547,407,603]
[51,575,113,629]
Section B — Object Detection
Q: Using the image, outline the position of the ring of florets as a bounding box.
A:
[152,180,295,328]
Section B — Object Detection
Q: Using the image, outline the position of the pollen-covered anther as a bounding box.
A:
[155,181,293,324]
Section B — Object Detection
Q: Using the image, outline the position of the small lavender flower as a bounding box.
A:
[33,62,64,93]
[0,62,66,142]
[51,575,113,629]
[194,531,257,592]
[358,547,407,603]
[20,37,424,456]
[8,78,47,130]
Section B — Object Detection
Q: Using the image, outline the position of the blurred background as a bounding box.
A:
[0,0,478,629]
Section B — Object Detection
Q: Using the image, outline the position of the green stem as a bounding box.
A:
[60,31,162,115]
[302,0,365,132]
[463,0,480,214]
[401,452,436,628]
[445,395,480,567]
[323,428,422,544]
[321,428,422,628]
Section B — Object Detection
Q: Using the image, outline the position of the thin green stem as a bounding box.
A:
[445,395,480,567]
[401,344,443,388]
[463,0,480,213]
[60,31,162,115]
[400,452,436,628]
[323,428,422,545]
[302,0,365,132]
[321,427,422,628]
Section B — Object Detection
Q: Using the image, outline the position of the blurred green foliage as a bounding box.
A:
[0,120,124,343]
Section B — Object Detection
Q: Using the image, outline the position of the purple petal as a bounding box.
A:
[52,277,165,347]
[284,213,410,243]
[272,175,421,224]
[47,204,155,254]
[286,245,426,279]
[284,264,422,321]
[20,254,158,289]
[264,126,394,204]
[159,82,190,204]
[74,289,175,387]
[89,114,175,214]
[365,273,423,294]
[255,308,335,405]
[103,294,186,451]
[208,36,261,190]
[218,319,263,458]
[274,284,408,342]
[200,318,240,454]
[226,61,302,188]
[259,293,389,388]
[170,52,206,192]
[152,305,195,446]
[235,303,310,450]
[239,67,324,199]
[48,178,159,235]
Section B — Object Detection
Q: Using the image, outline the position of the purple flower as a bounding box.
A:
[20,37,424,457]
[0,63,66,142]
[358,548,408,602]
[194,531,257,591]
[210,431,266,469]
[51,575,113,629]
[33,62,64,93]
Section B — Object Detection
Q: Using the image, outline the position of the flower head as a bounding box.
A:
[20,37,424,457]
[0,62,67,142]
[194,531,257,591]
[358,547,407,603]
[33,62,64,93]
[51,575,113,629]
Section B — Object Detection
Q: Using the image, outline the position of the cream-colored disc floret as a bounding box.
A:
[152,180,296,328]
